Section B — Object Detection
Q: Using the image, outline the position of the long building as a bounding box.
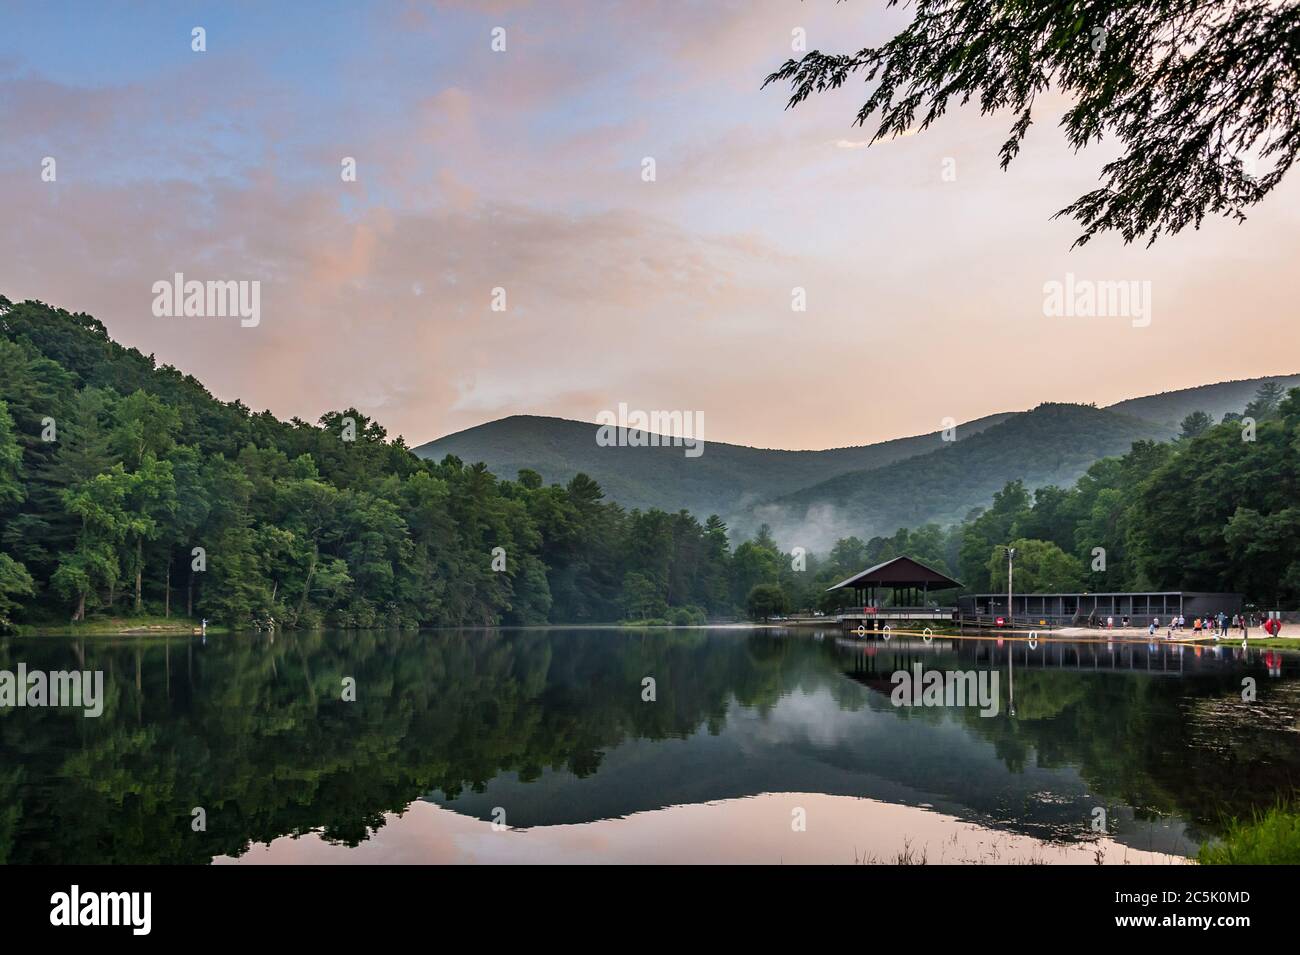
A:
[957,591,1243,627]
[822,555,1246,629]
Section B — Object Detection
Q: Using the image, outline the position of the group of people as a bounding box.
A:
[1161,613,1238,637]
[1137,613,1282,639]
[1088,611,1287,639]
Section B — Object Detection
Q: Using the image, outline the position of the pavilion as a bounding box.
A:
[825,555,963,609]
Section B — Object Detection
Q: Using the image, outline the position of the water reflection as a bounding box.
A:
[1,628,1296,864]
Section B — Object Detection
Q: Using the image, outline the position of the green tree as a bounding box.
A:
[827,536,868,576]
[0,555,34,633]
[1178,411,1213,441]
[1223,507,1300,608]
[1129,411,1294,596]
[160,445,210,617]
[0,401,22,509]
[51,468,133,620]
[621,571,666,620]
[988,539,1086,594]
[5,388,117,574]
[765,0,1299,246]
[731,527,781,609]
[699,515,733,613]
[745,583,789,621]
[959,481,1031,591]
[1244,381,1286,422]
[122,453,177,613]
[111,390,181,470]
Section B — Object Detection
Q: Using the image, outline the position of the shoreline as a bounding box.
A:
[9,618,1298,649]
[10,616,225,638]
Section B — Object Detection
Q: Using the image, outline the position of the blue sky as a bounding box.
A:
[3,1,1298,448]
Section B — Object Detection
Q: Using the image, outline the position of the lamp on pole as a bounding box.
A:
[1004,545,1017,719]
[1005,546,1016,628]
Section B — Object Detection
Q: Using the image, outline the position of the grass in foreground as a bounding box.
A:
[1198,806,1300,864]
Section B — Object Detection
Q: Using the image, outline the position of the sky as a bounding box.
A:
[2,0,1298,451]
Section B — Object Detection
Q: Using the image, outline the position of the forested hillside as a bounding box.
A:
[749,403,1165,550]
[418,379,1298,551]
[755,381,1300,612]
[413,411,1014,518]
[3,296,1297,632]
[0,297,747,629]
[1108,375,1300,433]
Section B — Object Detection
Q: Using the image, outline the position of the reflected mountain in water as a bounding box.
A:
[1,628,1296,863]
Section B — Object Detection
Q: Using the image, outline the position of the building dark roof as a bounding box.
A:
[825,556,963,593]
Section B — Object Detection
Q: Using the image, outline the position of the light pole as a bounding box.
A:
[1005,545,1016,718]
[1005,546,1016,628]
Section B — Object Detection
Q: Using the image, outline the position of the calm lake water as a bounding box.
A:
[2,627,1298,864]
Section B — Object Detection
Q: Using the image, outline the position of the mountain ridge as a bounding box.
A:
[413,410,1016,518]
[412,374,1300,549]
[744,402,1165,550]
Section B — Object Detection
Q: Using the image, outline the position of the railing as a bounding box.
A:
[833,606,958,621]
[959,612,1202,629]
[959,613,1061,629]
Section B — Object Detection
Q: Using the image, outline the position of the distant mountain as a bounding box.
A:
[412,412,1013,518]
[414,374,1298,550]
[1106,374,1300,433]
[743,403,1164,551]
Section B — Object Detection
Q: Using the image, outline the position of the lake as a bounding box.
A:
[2,627,1297,864]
